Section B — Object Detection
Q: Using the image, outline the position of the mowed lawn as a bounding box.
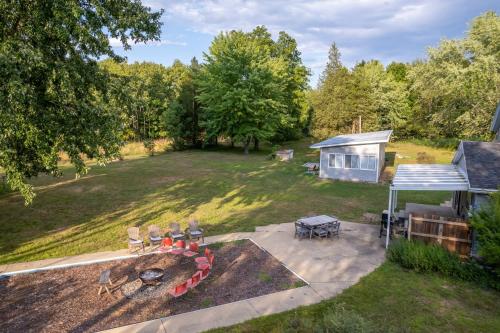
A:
[0,139,454,264]
[209,262,500,333]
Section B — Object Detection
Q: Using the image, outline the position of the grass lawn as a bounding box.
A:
[0,139,453,264]
[208,262,500,333]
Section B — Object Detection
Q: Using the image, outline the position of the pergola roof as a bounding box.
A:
[392,164,469,191]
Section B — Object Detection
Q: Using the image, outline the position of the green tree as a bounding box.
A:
[271,32,310,142]
[197,27,288,154]
[471,191,500,274]
[162,58,203,149]
[0,0,163,203]
[409,11,500,139]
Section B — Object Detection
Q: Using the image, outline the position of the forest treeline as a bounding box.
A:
[101,11,499,151]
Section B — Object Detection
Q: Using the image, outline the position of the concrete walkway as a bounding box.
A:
[1,221,386,333]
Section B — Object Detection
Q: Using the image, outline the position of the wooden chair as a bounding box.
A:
[98,269,113,296]
[169,222,185,241]
[127,227,145,253]
[185,220,204,243]
[148,225,162,248]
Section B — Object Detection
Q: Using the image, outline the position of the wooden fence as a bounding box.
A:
[408,213,471,257]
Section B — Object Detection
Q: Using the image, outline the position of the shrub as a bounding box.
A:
[387,239,499,290]
[143,139,155,156]
[471,190,500,274]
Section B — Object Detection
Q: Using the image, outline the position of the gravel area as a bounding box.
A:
[0,240,303,333]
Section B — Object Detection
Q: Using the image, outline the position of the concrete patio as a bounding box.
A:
[0,221,385,333]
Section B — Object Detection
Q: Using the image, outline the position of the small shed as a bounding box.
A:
[310,130,392,183]
[276,149,294,161]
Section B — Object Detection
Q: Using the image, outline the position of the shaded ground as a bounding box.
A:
[0,139,453,264]
[0,240,302,333]
[209,262,500,333]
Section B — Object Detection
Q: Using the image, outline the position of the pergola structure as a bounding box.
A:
[385,164,469,248]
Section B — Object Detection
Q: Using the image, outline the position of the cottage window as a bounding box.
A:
[360,155,377,170]
[344,154,360,169]
[328,153,343,168]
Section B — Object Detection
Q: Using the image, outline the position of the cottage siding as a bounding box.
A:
[378,143,386,181]
[319,143,380,182]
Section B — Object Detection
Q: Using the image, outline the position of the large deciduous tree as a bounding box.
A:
[409,11,500,140]
[197,27,291,154]
[0,0,163,203]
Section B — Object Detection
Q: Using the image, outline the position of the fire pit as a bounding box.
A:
[138,268,164,285]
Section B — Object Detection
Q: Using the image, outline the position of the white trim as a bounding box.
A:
[344,154,360,169]
[360,155,377,171]
[327,153,344,169]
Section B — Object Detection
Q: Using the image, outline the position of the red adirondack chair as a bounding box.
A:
[200,267,210,280]
[187,271,202,289]
[189,242,199,252]
[175,239,186,249]
[195,248,211,264]
[162,237,173,248]
[197,254,214,270]
[169,281,188,297]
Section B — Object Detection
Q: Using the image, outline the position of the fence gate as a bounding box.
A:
[408,213,472,257]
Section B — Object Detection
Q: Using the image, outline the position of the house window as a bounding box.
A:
[328,153,343,168]
[360,155,377,170]
[344,154,360,169]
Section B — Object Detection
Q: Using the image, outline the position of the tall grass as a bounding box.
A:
[387,239,499,290]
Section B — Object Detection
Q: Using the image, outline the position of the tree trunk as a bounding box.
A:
[243,137,251,155]
[231,138,234,148]
[254,138,259,151]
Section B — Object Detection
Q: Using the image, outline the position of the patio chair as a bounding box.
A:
[195,248,212,264]
[200,267,210,280]
[326,222,340,238]
[168,281,188,298]
[185,219,205,243]
[168,222,185,242]
[294,221,311,240]
[183,242,199,257]
[187,271,202,289]
[127,227,145,253]
[162,237,173,248]
[312,226,329,239]
[197,254,214,270]
[148,225,162,248]
[97,269,113,297]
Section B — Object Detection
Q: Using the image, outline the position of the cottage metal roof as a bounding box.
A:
[454,141,500,192]
[392,164,469,191]
[310,130,392,149]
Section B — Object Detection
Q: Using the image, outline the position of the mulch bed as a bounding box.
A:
[0,240,303,333]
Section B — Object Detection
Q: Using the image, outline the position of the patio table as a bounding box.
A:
[298,215,338,228]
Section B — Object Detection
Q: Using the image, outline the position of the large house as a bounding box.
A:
[310,130,392,183]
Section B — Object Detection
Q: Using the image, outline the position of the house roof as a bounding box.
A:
[491,103,500,132]
[453,141,500,192]
[391,164,469,191]
[310,130,392,149]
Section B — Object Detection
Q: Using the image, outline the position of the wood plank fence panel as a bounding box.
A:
[408,213,471,257]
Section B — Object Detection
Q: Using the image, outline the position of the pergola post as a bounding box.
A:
[386,186,393,249]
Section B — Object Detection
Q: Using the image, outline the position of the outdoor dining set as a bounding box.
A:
[294,215,340,240]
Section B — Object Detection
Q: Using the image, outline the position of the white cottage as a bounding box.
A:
[310,130,392,183]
